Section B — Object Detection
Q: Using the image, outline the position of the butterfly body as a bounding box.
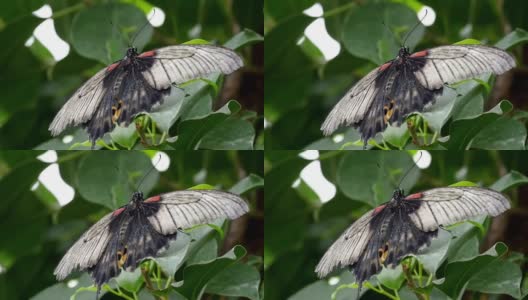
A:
[315,186,510,285]
[54,190,248,298]
[49,45,243,146]
[321,45,515,146]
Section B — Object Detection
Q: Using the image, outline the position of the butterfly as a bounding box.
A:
[320,45,515,147]
[54,189,248,298]
[49,45,243,147]
[315,186,510,285]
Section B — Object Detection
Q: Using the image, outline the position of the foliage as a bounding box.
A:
[0,150,264,299]
[264,150,528,300]
[0,1,263,150]
[264,0,528,150]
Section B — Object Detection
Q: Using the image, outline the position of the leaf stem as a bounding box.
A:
[323,2,357,18]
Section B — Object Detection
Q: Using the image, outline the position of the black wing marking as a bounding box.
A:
[407,187,510,232]
[357,58,443,144]
[82,61,171,144]
[146,190,248,235]
[414,45,515,90]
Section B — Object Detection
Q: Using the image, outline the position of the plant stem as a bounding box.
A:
[324,2,357,18]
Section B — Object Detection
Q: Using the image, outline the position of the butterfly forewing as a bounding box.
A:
[144,45,243,89]
[54,213,114,280]
[147,190,249,235]
[407,187,510,232]
[315,211,374,278]
[415,45,515,89]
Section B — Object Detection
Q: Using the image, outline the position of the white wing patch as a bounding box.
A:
[143,45,243,90]
[315,211,375,278]
[53,212,113,280]
[408,187,510,232]
[320,67,381,136]
[49,67,109,136]
[147,190,248,235]
[414,45,515,90]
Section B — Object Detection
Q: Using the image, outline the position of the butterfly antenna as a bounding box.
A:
[135,153,162,192]
[402,8,427,46]
[131,8,155,47]
[397,151,423,190]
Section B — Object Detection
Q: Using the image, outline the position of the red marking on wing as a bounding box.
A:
[372,204,387,215]
[139,50,156,58]
[379,62,392,71]
[410,50,428,58]
[145,195,161,203]
[113,207,125,216]
[405,192,423,200]
[107,63,120,72]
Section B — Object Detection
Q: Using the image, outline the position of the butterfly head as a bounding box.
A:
[125,47,139,60]
[392,189,405,202]
[132,191,144,204]
[397,47,410,59]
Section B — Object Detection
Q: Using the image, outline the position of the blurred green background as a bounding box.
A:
[0,0,263,150]
[264,150,528,299]
[264,0,528,150]
[0,150,264,299]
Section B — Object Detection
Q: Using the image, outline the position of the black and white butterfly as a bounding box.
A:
[321,45,516,146]
[315,186,510,285]
[49,44,243,147]
[54,189,248,298]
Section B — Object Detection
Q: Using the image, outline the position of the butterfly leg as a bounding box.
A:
[171,83,190,97]
[443,83,462,97]
[439,225,457,239]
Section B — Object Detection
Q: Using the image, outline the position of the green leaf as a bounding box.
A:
[114,268,142,293]
[224,28,264,50]
[0,158,48,270]
[336,152,418,207]
[199,118,255,150]
[109,123,138,149]
[288,272,359,300]
[466,259,522,298]
[489,170,528,192]
[495,28,528,50]
[470,117,526,150]
[376,265,405,290]
[436,243,509,299]
[30,274,95,300]
[71,3,152,64]
[172,100,242,150]
[229,174,264,195]
[76,152,158,209]
[447,100,513,150]
[174,245,247,300]
[205,262,260,300]
[341,3,423,65]
[264,0,315,22]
